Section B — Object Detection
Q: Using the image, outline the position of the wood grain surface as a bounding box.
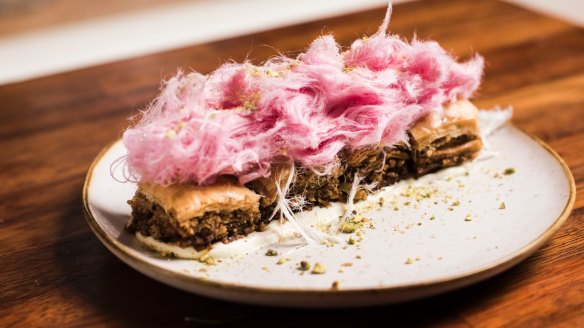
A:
[0,0,189,38]
[1,0,582,326]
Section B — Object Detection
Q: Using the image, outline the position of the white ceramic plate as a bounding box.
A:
[83,124,574,307]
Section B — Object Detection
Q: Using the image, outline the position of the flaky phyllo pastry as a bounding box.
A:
[118,7,484,256]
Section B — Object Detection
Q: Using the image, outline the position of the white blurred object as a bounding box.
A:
[0,0,404,85]
[505,0,584,28]
[0,0,582,85]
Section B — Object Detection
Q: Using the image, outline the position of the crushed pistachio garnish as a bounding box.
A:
[451,201,460,206]
[250,67,261,77]
[430,215,436,220]
[242,100,256,110]
[405,258,414,265]
[341,222,358,233]
[265,249,278,256]
[341,262,353,267]
[165,129,177,140]
[421,192,432,199]
[499,202,506,209]
[199,254,216,265]
[311,263,327,274]
[276,258,290,265]
[261,266,270,272]
[331,281,340,290]
[464,214,473,221]
[298,261,311,271]
[356,255,362,259]
[347,237,356,245]
[266,69,280,77]
[504,168,516,175]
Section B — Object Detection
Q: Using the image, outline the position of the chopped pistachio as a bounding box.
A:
[356,255,362,259]
[341,262,353,267]
[265,249,278,256]
[242,100,256,110]
[451,201,460,206]
[266,69,280,77]
[298,261,311,271]
[499,202,506,209]
[464,214,472,221]
[331,281,340,290]
[347,237,356,245]
[430,215,436,221]
[405,258,414,265]
[311,263,327,274]
[276,258,290,265]
[341,222,358,233]
[503,168,516,175]
[199,254,216,265]
[165,129,177,140]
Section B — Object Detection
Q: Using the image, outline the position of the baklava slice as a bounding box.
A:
[409,100,482,176]
[126,178,263,251]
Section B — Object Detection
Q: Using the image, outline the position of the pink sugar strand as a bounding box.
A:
[123,6,483,186]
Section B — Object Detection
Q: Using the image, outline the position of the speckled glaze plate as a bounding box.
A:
[83,124,574,307]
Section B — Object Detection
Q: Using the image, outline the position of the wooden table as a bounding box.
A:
[1,0,582,326]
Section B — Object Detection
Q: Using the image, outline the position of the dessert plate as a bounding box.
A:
[83,124,574,307]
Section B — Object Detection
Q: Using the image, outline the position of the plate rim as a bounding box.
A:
[82,125,576,298]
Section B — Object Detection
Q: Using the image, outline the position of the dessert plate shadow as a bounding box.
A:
[83,124,574,307]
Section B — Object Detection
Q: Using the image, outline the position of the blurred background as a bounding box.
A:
[0,0,582,85]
